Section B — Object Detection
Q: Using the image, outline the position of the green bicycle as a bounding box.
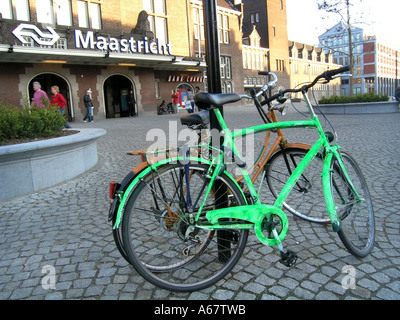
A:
[109,66,375,292]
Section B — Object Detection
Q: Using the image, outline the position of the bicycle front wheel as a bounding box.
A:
[330,151,375,257]
[121,162,248,292]
[265,148,330,224]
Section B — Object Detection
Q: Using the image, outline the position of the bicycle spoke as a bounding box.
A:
[121,163,248,291]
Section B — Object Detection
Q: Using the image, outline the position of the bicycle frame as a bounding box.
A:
[235,108,311,191]
[200,92,361,243]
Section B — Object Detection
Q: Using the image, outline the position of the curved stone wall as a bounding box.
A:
[0,128,106,201]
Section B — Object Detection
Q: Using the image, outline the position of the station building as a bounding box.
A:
[0,0,244,121]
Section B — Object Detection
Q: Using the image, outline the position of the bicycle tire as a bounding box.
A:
[121,162,248,292]
[265,148,330,224]
[112,227,130,263]
[330,151,375,257]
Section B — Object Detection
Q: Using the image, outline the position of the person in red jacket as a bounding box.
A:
[171,90,179,113]
[51,85,71,128]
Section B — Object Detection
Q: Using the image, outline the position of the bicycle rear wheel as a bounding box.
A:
[330,151,375,257]
[265,148,330,224]
[121,162,248,292]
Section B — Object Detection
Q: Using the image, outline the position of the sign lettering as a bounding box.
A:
[74,30,173,55]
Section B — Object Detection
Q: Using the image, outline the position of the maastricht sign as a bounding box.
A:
[74,30,173,55]
[12,24,173,56]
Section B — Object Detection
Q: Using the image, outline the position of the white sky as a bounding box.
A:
[286,0,400,49]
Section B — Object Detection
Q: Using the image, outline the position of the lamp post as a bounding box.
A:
[394,50,399,90]
[202,0,230,262]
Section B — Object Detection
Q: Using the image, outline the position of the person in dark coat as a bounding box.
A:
[395,86,400,102]
[83,89,94,123]
[126,90,136,117]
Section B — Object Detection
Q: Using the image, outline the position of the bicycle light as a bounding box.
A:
[109,181,120,199]
[325,131,335,143]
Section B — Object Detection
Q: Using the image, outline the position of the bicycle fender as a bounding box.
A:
[270,143,311,155]
[112,156,214,230]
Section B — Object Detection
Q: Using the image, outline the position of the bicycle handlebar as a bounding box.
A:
[254,71,278,98]
[259,65,350,107]
[324,65,350,79]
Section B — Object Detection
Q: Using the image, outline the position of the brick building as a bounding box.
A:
[241,0,290,89]
[363,36,400,96]
[1,0,243,120]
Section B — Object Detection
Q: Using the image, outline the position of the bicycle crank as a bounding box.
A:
[206,205,289,246]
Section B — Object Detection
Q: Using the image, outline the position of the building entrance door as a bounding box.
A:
[104,75,135,118]
[28,74,73,121]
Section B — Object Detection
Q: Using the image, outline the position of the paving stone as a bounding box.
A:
[212,289,235,300]
[0,110,399,300]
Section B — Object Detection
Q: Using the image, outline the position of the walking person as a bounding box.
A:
[31,81,49,108]
[126,90,137,117]
[395,85,400,103]
[171,90,179,113]
[83,89,94,123]
[51,85,71,128]
[194,86,202,111]
[187,89,194,113]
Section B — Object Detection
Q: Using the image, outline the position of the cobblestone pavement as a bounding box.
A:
[1,104,399,300]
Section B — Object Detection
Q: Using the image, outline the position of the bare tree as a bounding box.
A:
[317,0,367,96]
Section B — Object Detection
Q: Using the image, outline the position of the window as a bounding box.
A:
[226,81,232,93]
[15,0,30,21]
[155,79,160,99]
[36,0,54,24]
[144,0,168,44]
[193,7,205,41]
[77,1,89,27]
[221,56,232,92]
[276,59,285,72]
[222,82,227,94]
[272,26,276,37]
[0,0,30,21]
[220,56,231,79]
[55,0,72,26]
[89,2,102,29]
[0,1,13,19]
[250,12,260,24]
[77,1,102,29]
[303,63,308,75]
[218,13,229,44]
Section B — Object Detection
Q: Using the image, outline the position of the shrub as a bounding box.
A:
[319,93,389,105]
[0,102,66,144]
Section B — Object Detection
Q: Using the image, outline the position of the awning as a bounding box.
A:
[0,44,207,71]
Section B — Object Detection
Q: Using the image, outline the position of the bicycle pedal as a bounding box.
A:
[279,250,298,268]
